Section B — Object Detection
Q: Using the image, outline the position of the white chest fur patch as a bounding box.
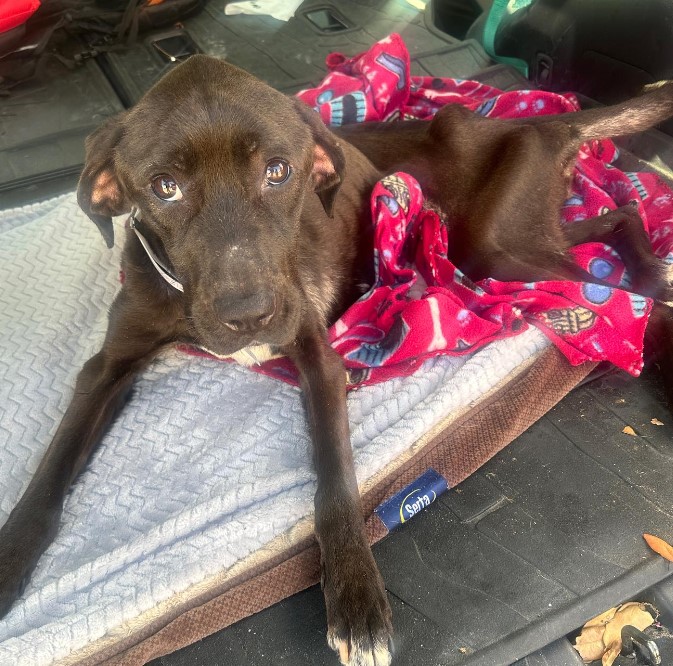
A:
[198,343,284,367]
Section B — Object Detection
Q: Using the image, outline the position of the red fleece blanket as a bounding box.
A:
[198,34,673,387]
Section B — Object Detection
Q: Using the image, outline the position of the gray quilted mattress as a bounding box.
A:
[0,194,549,665]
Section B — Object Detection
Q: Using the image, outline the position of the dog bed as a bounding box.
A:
[0,192,592,665]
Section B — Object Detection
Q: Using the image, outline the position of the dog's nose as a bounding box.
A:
[216,291,276,332]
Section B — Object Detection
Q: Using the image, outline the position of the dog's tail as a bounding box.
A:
[570,81,673,141]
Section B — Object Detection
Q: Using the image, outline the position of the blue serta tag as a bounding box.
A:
[374,468,449,531]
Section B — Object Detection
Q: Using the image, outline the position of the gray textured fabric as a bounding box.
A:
[0,194,549,665]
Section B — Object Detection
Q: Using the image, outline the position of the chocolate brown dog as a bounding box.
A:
[1,54,673,666]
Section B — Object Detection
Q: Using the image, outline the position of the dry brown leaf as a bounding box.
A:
[602,602,655,665]
[651,418,664,426]
[602,642,621,666]
[644,533,673,562]
[573,602,655,665]
[575,624,608,662]
[574,607,618,662]
[622,425,637,436]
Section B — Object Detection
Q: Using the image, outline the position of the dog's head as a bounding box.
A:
[77,55,346,354]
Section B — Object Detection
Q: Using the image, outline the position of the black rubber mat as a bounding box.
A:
[0,57,124,207]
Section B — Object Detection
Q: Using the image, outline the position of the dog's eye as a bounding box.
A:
[151,175,183,201]
[264,159,291,186]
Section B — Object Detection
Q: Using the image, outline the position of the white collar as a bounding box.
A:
[129,208,184,292]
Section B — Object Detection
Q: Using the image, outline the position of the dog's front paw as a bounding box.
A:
[323,548,393,666]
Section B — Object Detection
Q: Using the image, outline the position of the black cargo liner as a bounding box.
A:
[2,1,672,664]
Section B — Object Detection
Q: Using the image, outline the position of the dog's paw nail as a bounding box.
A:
[327,633,349,663]
[337,638,350,664]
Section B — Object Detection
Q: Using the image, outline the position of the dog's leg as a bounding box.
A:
[286,326,392,666]
[562,205,672,300]
[0,287,180,616]
[482,206,672,296]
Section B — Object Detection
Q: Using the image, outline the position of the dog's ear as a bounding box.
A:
[77,112,130,248]
[293,100,345,218]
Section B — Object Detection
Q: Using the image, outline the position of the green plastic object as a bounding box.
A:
[482,0,532,77]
